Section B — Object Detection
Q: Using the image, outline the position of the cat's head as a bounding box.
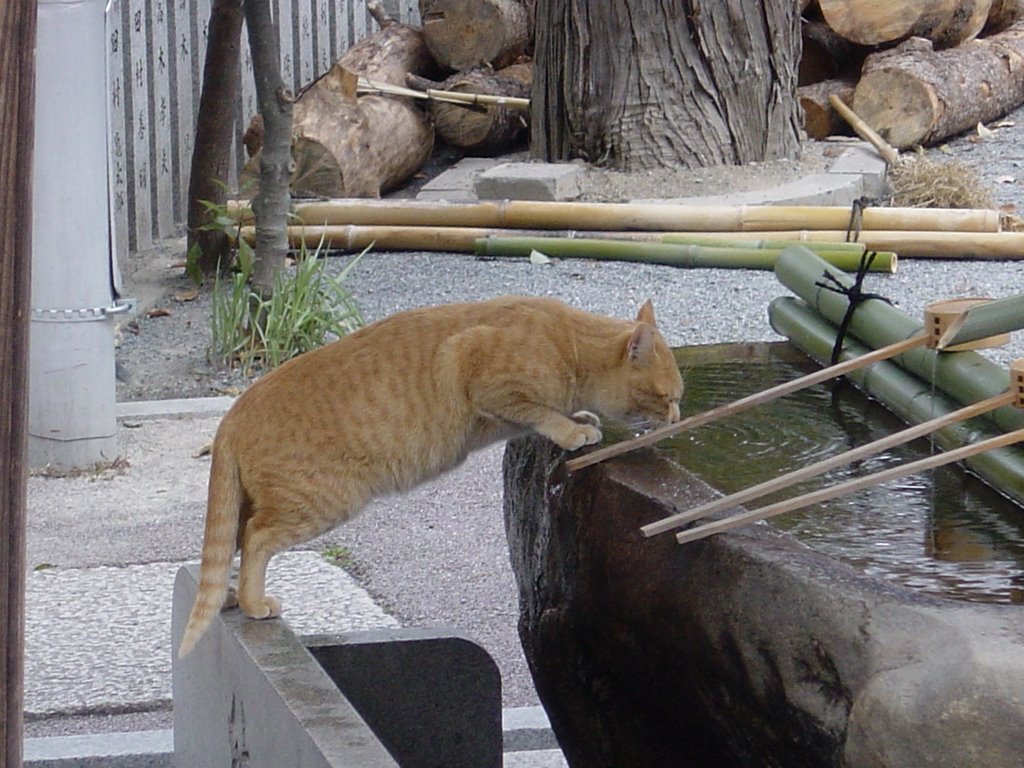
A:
[595,300,683,427]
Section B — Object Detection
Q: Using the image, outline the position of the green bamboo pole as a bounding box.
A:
[661,234,867,254]
[938,294,1024,350]
[774,246,1024,434]
[768,296,1024,508]
[476,236,897,272]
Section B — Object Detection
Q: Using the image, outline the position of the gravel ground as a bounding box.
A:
[100,123,1024,718]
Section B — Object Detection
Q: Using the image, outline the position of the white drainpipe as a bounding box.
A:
[29,0,131,469]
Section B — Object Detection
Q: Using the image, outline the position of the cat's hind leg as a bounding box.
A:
[236,488,368,621]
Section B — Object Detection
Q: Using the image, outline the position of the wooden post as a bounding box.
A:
[0,1,36,764]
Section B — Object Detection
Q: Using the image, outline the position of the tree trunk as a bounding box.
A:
[186,0,243,275]
[818,0,993,48]
[419,0,535,70]
[799,77,856,139]
[0,3,34,766]
[531,0,802,171]
[852,25,1024,148]
[407,63,531,153]
[244,0,292,296]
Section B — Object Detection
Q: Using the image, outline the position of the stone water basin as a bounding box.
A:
[502,342,1024,768]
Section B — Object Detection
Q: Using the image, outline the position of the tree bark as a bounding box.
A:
[852,25,1024,148]
[407,63,531,153]
[818,0,993,48]
[531,0,802,171]
[186,0,243,275]
[419,0,534,70]
[244,0,292,296]
[0,2,35,766]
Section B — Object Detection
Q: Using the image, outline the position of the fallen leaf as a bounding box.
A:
[529,249,553,265]
[173,287,199,302]
[993,120,1016,129]
[194,442,213,458]
[33,563,57,572]
[977,122,996,140]
[146,308,172,318]
[996,175,1016,184]
[214,385,244,397]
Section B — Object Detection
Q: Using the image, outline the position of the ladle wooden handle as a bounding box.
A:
[675,426,1024,545]
[642,390,1016,537]
[566,334,930,473]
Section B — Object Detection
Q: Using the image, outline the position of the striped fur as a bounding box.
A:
[177,296,682,657]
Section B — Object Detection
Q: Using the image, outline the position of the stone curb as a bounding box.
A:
[24,706,561,768]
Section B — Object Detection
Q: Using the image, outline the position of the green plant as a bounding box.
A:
[186,183,253,285]
[210,239,365,375]
[321,545,352,568]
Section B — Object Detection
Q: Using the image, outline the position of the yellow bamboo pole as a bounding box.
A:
[280,198,1001,233]
[238,224,1024,259]
[564,334,931,473]
[641,390,1016,538]
[674,426,1024,545]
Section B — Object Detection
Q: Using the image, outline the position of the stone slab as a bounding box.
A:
[172,565,400,768]
[417,157,503,201]
[475,163,583,201]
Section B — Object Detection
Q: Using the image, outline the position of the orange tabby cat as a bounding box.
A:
[178,296,682,656]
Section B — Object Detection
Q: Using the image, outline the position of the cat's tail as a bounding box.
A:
[178,441,243,657]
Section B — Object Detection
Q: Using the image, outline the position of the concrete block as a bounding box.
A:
[475,163,583,201]
[306,628,502,768]
[827,143,889,198]
[172,565,504,768]
[417,157,500,201]
[172,566,399,768]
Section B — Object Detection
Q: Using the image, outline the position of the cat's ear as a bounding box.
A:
[627,324,655,364]
[635,299,656,326]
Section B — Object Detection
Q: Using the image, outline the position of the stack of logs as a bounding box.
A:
[246,0,1024,200]
[800,0,1024,147]
[243,0,535,199]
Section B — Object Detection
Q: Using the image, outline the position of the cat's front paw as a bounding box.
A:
[571,410,602,429]
[556,422,603,451]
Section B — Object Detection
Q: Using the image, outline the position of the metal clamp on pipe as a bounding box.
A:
[30,298,136,323]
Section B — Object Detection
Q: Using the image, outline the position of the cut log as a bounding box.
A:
[799,19,864,85]
[852,26,1024,148]
[406,63,531,153]
[798,77,856,139]
[419,0,535,70]
[985,0,1024,33]
[243,2,434,198]
[818,0,993,48]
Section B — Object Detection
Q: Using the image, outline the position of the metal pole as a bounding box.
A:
[0,0,38,763]
[29,0,125,469]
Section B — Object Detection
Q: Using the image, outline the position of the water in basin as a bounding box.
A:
[661,342,1024,604]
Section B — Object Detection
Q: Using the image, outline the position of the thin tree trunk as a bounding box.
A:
[531,0,802,171]
[244,0,292,296]
[0,2,36,766]
[187,0,243,275]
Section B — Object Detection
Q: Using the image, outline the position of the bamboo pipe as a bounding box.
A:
[564,333,930,473]
[475,236,897,272]
[283,198,1002,233]
[775,246,1024,434]
[661,234,867,253]
[238,224,1024,260]
[641,390,1016,538]
[674,427,1024,545]
[769,296,1024,508]
[937,294,1024,350]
